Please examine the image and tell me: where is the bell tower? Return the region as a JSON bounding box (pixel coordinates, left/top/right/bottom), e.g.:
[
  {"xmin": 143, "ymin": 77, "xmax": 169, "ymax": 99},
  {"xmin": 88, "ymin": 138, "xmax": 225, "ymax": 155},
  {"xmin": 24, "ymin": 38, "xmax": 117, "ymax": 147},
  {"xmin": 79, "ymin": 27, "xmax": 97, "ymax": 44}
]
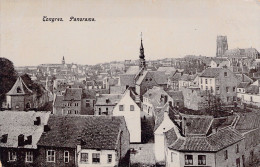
[
  {"xmin": 139, "ymin": 33, "xmax": 146, "ymax": 69},
  {"xmin": 216, "ymin": 36, "xmax": 228, "ymax": 57}
]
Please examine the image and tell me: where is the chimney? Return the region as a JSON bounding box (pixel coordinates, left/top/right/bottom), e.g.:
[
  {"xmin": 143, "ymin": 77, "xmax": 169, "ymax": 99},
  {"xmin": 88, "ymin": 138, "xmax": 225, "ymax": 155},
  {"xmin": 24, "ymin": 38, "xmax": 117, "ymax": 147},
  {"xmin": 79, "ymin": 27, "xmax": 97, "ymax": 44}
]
[
  {"xmin": 26, "ymin": 135, "xmax": 32, "ymax": 145},
  {"xmin": 34, "ymin": 117, "xmax": 41, "ymax": 126},
  {"xmin": 164, "ymin": 95, "xmax": 168, "ymax": 104},
  {"xmin": 169, "ymin": 101, "xmax": 173, "ymax": 108},
  {"xmin": 1, "ymin": 134, "xmax": 8, "ymax": 143},
  {"xmin": 44, "ymin": 125, "xmax": 50, "ymax": 132},
  {"xmin": 18, "ymin": 134, "xmax": 24, "ymax": 146},
  {"xmin": 182, "ymin": 117, "xmax": 187, "ymax": 136}
]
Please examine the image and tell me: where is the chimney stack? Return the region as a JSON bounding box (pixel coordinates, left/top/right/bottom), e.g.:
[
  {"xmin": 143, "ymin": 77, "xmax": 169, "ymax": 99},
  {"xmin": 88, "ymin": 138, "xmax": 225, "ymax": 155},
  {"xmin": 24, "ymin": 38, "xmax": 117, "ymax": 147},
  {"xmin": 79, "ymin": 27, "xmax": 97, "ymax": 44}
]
[
  {"xmin": 18, "ymin": 134, "xmax": 24, "ymax": 146},
  {"xmin": 26, "ymin": 135, "xmax": 32, "ymax": 145},
  {"xmin": 44, "ymin": 125, "xmax": 50, "ymax": 132},
  {"xmin": 1, "ymin": 134, "xmax": 8, "ymax": 143},
  {"xmin": 34, "ymin": 117, "xmax": 41, "ymax": 126}
]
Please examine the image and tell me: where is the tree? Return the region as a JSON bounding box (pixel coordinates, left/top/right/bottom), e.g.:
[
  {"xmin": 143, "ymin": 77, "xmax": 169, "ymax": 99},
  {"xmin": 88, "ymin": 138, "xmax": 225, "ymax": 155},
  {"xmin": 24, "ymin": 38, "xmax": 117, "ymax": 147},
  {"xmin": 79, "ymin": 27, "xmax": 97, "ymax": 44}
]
[
  {"xmin": 0, "ymin": 58, "xmax": 17, "ymax": 107},
  {"xmin": 21, "ymin": 74, "xmax": 44, "ymax": 99}
]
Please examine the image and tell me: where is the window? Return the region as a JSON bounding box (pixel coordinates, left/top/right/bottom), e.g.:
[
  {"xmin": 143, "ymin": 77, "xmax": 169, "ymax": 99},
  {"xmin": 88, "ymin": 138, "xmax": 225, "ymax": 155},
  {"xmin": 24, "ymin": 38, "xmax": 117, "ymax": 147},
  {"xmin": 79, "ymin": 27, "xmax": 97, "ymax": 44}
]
[
  {"xmin": 201, "ymin": 78, "xmax": 203, "ymax": 84},
  {"xmin": 99, "ymin": 108, "xmax": 101, "ymax": 115},
  {"xmin": 227, "ymin": 97, "xmax": 229, "ymax": 102},
  {"xmin": 236, "ymin": 158, "xmax": 240, "ymax": 167},
  {"xmin": 64, "ymin": 151, "xmax": 69, "ymax": 163},
  {"xmin": 233, "ymin": 96, "xmax": 236, "ymax": 101},
  {"xmin": 201, "ymin": 85, "xmax": 203, "ymax": 89},
  {"xmin": 80, "ymin": 153, "xmax": 88, "ymax": 163},
  {"xmin": 198, "ymin": 155, "xmax": 206, "ymax": 165},
  {"xmin": 210, "ymin": 79, "xmax": 212, "ymax": 84},
  {"xmin": 226, "ymin": 87, "xmax": 229, "ymax": 93},
  {"xmin": 224, "ymin": 150, "xmax": 228, "ymax": 160},
  {"xmin": 119, "ymin": 105, "xmax": 124, "ymax": 111},
  {"xmin": 205, "ymin": 79, "xmax": 208, "ymax": 84},
  {"xmin": 47, "ymin": 150, "xmax": 55, "ymax": 162},
  {"xmin": 75, "ymin": 110, "xmax": 79, "ymax": 114},
  {"xmin": 224, "ymin": 72, "xmax": 228, "ymax": 77},
  {"xmin": 250, "ymin": 96, "xmax": 253, "ymax": 102},
  {"xmin": 210, "ymin": 87, "xmax": 213, "ymax": 93},
  {"xmin": 108, "ymin": 154, "xmax": 112, "ymax": 163},
  {"xmin": 68, "ymin": 110, "xmax": 71, "ymax": 114},
  {"xmin": 130, "ymin": 105, "xmax": 134, "ymax": 111},
  {"xmin": 75, "ymin": 103, "xmax": 78, "ymax": 106},
  {"xmin": 92, "ymin": 153, "xmax": 100, "ymax": 163},
  {"xmin": 236, "ymin": 144, "xmax": 239, "ymax": 153},
  {"xmin": 171, "ymin": 152, "xmax": 176, "ymax": 162},
  {"xmin": 185, "ymin": 155, "xmax": 193, "ymax": 165},
  {"xmin": 17, "ymin": 87, "xmax": 21, "ymax": 93},
  {"xmin": 233, "ymin": 87, "xmax": 236, "ymax": 92},
  {"xmin": 9, "ymin": 151, "xmax": 17, "ymax": 161},
  {"xmin": 206, "ymin": 86, "xmax": 208, "ymax": 90},
  {"xmin": 26, "ymin": 151, "xmax": 33, "ymax": 162}
]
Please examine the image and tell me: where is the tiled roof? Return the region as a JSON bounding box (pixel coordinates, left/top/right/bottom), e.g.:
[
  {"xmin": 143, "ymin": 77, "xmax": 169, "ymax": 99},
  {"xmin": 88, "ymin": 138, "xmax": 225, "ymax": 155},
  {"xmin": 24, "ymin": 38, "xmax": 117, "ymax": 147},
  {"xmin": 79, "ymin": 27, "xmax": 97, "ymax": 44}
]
[
  {"xmin": 0, "ymin": 111, "xmax": 50, "ymax": 149},
  {"xmin": 235, "ymin": 111, "xmax": 260, "ymax": 133},
  {"xmin": 136, "ymin": 71, "xmax": 149, "ymax": 85},
  {"xmin": 169, "ymin": 72, "xmax": 182, "ymax": 81},
  {"xmin": 37, "ymin": 115, "xmax": 125, "ymax": 150},
  {"xmin": 237, "ymin": 82, "xmax": 250, "ymax": 89},
  {"xmin": 182, "ymin": 115, "xmax": 213, "ymax": 136},
  {"xmin": 235, "ymin": 74, "xmax": 253, "ymax": 83},
  {"xmin": 110, "ymin": 86, "xmax": 126, "ymax": 94},
  {"xmin": 200, "ymin": 68, "xmax": 222, "ymax": 78},
  {"xmin": 166, "ymin": 91, "xmax": 183, "ymax": 100},
  {"xmin": 82, "ymin": 89, "xmax": 96, "ymax": 99},
  {"xmin": 211, "ymin": 58, "xmax": 229, "ymax": 64},
  {"xmin": 119, "ymin": 74, "xmax": 135, "ymax": 87},
  {"xmin": 179, "ymin": 74, "xmax": 196, "ymax": 81},
  {"xmin": 95, "ymin": 94, "xmax": 122, "ymax": 106},
  {"xmin": 143, "ymin": 87, "xmax": 169, "ymax": 109},
  {"xmin": 7, "ymin": 77, "xmax": 33, "ymax": 95},
  {"xmin": 63, "ymin": 88, "xmax": 82, "ymax": 101},
  {"xmin": 245, "ymin": 85, "xmax": 259, "ymax": 94},
  {"xmin": 167, "ymin": 126, "xmax": 244, "ymax": 152},
  {"xmin": 149, "ymin": 71, "xmax": 168, "ymax": 85}
]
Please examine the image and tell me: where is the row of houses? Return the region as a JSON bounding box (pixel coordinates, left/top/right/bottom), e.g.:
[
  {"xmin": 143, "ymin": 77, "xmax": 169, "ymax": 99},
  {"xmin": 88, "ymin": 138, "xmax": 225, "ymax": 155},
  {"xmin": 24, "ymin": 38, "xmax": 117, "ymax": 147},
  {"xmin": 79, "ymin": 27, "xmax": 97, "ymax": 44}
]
[{"xmin": 0, "ymin": 111, "xmax": 130, "ymax": 167}]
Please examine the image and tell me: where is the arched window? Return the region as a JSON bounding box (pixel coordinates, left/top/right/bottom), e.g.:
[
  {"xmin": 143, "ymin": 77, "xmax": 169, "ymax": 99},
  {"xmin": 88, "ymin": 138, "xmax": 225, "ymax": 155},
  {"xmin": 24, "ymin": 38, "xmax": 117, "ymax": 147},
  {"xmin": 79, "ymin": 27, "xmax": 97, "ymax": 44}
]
[{"xmin": 17, "ymin": 87, "xmax": 21, "ymax": 93}]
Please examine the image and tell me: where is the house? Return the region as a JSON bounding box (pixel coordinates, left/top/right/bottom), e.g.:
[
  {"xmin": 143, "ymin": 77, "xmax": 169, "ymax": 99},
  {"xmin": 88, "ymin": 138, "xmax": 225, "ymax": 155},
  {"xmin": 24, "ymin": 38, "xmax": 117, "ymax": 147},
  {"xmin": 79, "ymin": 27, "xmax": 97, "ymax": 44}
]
[
  {"xmin": 166, "ymin": 90, "xmax": 184, "ymax": 108},
  {"xmin": 94, "ymin": 94, "xmax": 122, "ymax": 115},
  {"xmin": 178, "ymin": 74, "xmax": 197, "ymax": 90},
  {"xmin": 0, "ymin": 111, "xmax": 50, "ymax": 167},
  {"xmin": 199, "ymin": 68, "xmax": 239, "ymax": 104},
  {"xmin": 237, "ymin": 84, "xmax": 260, "ymax": 108},
  {"xmin": 113, "ymin": 89, "xmax": 141, "ymax": 143},
  {"xmin": 142, "ymin": 86, "xmax": 173, "ymax": 116},
  {"xmin": 6, "ymin": 76, "xmax": 34, "ymax": 111},
  {"xmin": 36, "ymin": 115, "xmax": 130, "ymax": 167},
  {"xmin": 167, "ymin": 72, "xmax": 182, "ymax": 91},
  {"xmin": 182, "ymin": 87, "xmax": 210, "ymax": 111},
  {"xmin": 162, "ymin": 114, "xmax": 245, "ymax": 167},
  {"xmin": 157, "ymin": 67, "xmax": 176, "ymax": 76},
  {"xmin": 81, "ymin": 89, "xmax": 96, "ymax": 115},
  {"xmin": 209, "ymin": 58, "xmax": 230, "ymax": 68},
  {"xmin": 153, "ymin": 103, "xmax": 177, "ymax": 163},
  {"xmin": 62, "ymin": 88, "xmax": 83, "ymax": 115}
]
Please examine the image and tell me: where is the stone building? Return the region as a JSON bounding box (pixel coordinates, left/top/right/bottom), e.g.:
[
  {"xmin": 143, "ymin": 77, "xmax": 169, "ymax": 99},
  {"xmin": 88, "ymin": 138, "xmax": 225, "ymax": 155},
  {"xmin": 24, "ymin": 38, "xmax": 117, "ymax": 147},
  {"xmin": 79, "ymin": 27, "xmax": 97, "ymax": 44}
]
[
  {"xmin": 216, "ymin": 35, "xmax": 228, "ymax": 57},
  {"xmin": 199, "ymin": 68, "xmax": 239, "ymax": 105},
  {"xmin": 6, "ymin": 76, "xmax": 34, "ymax": 111}
]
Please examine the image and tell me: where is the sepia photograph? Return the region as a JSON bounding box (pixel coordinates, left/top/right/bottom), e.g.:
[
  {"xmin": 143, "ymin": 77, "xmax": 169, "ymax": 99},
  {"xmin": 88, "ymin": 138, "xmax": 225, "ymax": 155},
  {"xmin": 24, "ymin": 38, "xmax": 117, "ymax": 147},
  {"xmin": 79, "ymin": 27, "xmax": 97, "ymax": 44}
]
[{"xmin": 0, "ymin": 0, "xmax": 260, "ymax": 166}]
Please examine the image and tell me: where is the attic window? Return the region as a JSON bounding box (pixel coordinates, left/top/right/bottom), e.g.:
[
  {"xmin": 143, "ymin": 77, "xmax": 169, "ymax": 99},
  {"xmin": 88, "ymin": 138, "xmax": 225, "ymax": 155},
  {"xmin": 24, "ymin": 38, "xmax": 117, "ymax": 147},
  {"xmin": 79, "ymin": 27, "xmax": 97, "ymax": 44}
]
[
  {"xmin": 17, "ymin": 87, "xmax": 22, "ymax": 93},
  {"xmin": 224, "ymin": 72, "xmax": 228, "ymax": 77}
]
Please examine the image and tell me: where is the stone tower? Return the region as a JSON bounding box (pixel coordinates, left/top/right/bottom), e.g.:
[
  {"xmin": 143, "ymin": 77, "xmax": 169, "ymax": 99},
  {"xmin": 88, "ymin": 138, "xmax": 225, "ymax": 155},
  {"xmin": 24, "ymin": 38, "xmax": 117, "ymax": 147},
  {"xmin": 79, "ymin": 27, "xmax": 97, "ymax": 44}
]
[
  {"xmin": 216, "ymin": 36, "xmax": 228, "ymax": 57},
  {"xmin": 62, "ymin": 56, "xmax": 65, "ymax": 65},
  {"xmin": 139, "ymin": 36, "xmax": 146, "ymax": 69}
]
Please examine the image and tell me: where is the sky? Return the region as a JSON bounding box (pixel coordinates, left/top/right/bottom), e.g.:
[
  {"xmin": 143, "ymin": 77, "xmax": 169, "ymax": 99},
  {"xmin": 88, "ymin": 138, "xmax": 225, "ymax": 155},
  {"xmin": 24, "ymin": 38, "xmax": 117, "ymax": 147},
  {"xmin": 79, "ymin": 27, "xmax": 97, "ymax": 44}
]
[{"xmin": 1, "ymin": 0, "xmax": 260, "ymax": 66}]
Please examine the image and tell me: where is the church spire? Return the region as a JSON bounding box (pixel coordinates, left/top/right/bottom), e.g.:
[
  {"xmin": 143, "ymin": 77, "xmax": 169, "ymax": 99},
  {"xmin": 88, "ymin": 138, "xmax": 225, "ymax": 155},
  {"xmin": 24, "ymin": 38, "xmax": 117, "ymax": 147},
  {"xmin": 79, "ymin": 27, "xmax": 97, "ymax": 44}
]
[
  {"xmin": 62, "ymin": 56, "xmax": 65, "ymax": 65},
  {"xmin": 139, "ymin": 32, "xmax": 146, "ymax": 69}
]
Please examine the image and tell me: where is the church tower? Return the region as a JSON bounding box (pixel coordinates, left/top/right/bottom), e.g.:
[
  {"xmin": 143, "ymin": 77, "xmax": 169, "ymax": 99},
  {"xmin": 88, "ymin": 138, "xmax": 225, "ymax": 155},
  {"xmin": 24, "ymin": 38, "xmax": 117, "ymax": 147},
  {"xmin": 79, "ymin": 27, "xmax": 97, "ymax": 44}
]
[
  {"xmin": 139, "ymin": 34, "xmax": 146, "ymax": 69},
  {"xmin": 62, "ymin": 56, "xmax": 65, "ymax": 65},
  {"xmin": 216, "ymin": 36, "xmax": 228, "ymax": 57}
]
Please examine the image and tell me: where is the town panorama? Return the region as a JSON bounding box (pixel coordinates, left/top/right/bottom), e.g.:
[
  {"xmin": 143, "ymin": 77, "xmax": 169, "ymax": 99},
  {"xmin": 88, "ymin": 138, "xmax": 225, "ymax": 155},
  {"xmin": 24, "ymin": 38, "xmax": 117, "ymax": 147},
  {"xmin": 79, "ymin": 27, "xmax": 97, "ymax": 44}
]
[{"xmin": 1, "ymin": 35, "xmax": 260, "ymax": 167}]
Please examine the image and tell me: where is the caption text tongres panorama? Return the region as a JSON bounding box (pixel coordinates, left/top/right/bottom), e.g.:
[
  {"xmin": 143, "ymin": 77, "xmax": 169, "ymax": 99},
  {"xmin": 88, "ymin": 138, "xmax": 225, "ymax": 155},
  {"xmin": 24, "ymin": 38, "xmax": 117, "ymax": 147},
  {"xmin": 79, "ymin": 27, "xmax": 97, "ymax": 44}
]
[{"xmin": 43, "ymin": 16, "xmax": 96, "ymax": 22}]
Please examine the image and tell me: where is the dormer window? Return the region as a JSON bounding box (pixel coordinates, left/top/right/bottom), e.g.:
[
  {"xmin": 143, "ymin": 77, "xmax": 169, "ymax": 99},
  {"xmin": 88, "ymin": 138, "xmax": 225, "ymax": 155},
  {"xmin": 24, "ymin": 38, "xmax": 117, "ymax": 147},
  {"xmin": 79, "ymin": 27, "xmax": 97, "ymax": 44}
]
[{"xmin": 17, "ymin": 87, "xmax": 21, "ymax": 93}]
